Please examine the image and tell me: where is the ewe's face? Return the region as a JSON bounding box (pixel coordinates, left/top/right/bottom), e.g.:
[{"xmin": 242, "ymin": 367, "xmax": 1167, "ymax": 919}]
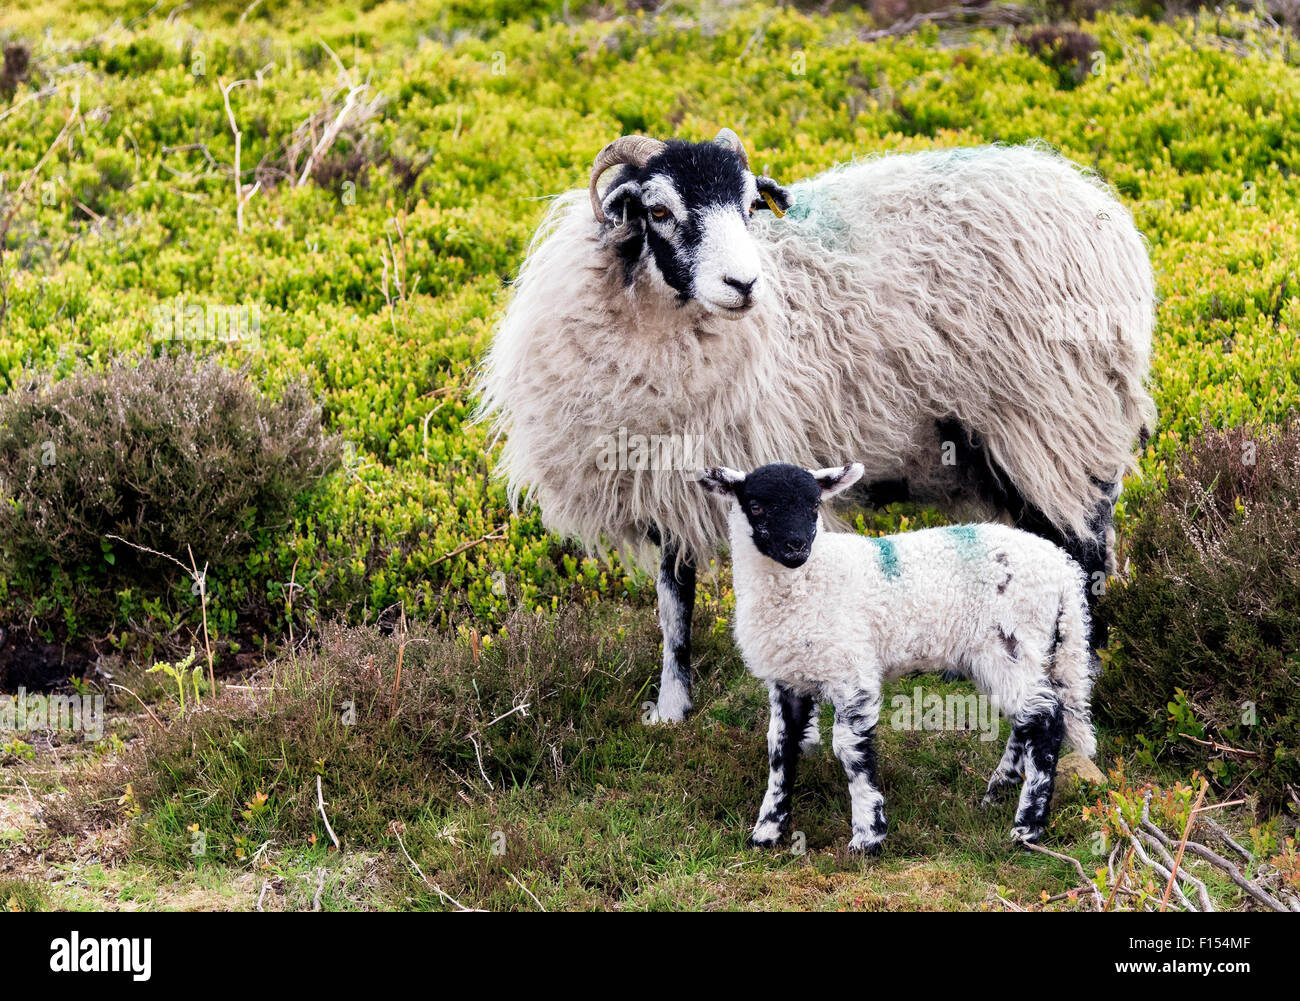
[{"xmin": 600, "ymin": 142, "xmax": 792, "ymax": 318}]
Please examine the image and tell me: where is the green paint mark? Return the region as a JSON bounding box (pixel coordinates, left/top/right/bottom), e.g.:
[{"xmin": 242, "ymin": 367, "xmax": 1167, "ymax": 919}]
[
  {"xmin": 783, "ymin": 179, "xmax": 846, "ymax": 242},
  {"xmin": 947, "ymin": 524, "xmax": 984, "ymax": 562},
  {"xmin": 873, "ymin": 537, "xmax": 903, "ymax": 580}
]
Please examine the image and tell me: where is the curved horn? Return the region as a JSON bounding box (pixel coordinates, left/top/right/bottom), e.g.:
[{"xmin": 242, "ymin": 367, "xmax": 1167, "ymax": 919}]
[
  {"xmin": 589, "ymin": 135, "xmax": 666, "ymax": 223},
  {"xmin": 714, "ymin": 128, "xmax": 750, "ymax": 171}
]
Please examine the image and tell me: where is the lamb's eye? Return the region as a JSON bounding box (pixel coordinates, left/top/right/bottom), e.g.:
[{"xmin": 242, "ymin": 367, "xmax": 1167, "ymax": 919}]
[
  {"xmin": 649, "ymin": 205, "xmax": 671, "ymax": 221},
  {"xmin": 748, "ymin": 500, "xmax": 764, "ymax": 517}
]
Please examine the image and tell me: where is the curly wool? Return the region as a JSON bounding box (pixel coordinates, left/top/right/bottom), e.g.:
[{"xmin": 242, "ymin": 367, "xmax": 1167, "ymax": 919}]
[{"xmin": 477, "ymin": 144, "xmax": 1156, "ymax": 566}]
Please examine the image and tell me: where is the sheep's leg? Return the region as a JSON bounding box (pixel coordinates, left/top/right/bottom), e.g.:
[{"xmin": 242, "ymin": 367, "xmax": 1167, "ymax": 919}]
[
  {"xmin": 980, "ymin": 730, "xmax": 1025, "ymax": 808},
  {"xmin": 829, "ymin": 685, "xmax": 887, "ymax": 855},
  {"xmin": 799, "ymin": 702, "xmax": 821, "ymax": 752},
  {"xmin": 750, "ymin": 683, "xmax": 815, "ymax": 848},
  {"xmin": 1061, "ymin": 482, "xmax": 1114, "ymax": 671},
  {"xmin": 1009, "ymin": 695, "xmax": 1066, "ymax": 844},
  {"xmin": 653, "ymin": 540, "xmax": 695, "ymax": 723}
]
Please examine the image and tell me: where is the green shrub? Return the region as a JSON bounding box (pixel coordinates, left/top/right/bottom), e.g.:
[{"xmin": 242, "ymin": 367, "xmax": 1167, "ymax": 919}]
[
  {"xmin": 1097, "ymin": 421, "xmax": 1300, "ymax": 811},
  {"xmin": 0, "ymin": 353, "xmax": 341, "ymax": 632}
]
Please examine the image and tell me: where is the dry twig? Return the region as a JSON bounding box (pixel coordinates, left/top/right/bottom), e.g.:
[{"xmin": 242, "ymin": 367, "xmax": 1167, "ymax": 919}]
[{"xmin": 316, "ymin": 774, "xmax": 340, "ymax": 851}]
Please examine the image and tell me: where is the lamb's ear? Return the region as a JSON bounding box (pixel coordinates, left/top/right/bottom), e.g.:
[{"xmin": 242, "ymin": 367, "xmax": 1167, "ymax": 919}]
[
  {"xmin": 600, "ymin": 180, "xmax": 643, "ymax": 227},
  {"xmin": 811, "ymin": 462, "xmax": 864, "ymax": 500},
  {"xmin": 697, "ymin": 467, "xmax": 745, "ymax": 496},
  {"xmin": 754, "ymin": 175, "xmax": 793, "ymax": 214}
]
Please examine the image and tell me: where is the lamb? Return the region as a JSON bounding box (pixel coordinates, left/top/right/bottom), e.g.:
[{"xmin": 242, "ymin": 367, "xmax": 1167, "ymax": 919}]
[
  {"xmin": 476, "ymin": 129, "xmax": 1154, "ymax": 723},
  {"xmin": 698, "ymin": 461, "xmax": 1096, "ymax": 852}
]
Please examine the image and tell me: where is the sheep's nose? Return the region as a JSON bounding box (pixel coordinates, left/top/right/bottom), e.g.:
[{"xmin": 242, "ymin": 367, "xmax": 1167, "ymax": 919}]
[
  {"xmin": 723, "ymin": 275, "xmax": 757, "ymax": 297},
  {"xmin": 784, "ymin": 540, "xmax": 809, "ymax": 560}
]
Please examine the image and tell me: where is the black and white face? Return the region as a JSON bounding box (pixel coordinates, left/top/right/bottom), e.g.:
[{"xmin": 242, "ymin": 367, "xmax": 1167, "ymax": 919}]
[
  {"xmin": 599, "ymin": 140, "xmax": 792, "ymax": 317},
  {"xmin": 699, "ymin": 462, "xmax": 864, "ymax": 568}
]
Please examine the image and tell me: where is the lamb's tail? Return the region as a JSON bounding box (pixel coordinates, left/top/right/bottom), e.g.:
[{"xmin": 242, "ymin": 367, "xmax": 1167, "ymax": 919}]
[{"xmin": 1047, "ymin": 570, "xmax": 1097, "ymax": 759}]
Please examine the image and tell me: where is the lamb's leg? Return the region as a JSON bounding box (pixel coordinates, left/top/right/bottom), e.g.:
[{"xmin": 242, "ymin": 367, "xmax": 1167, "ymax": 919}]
[
  {"xmin": 654, "ymin": 539, "xmax": 695, "ymax": 723},
  {"xmin": 829, "ymin": 685, "xmax": 887, "ymax": 855},
  {"xmin": 750, "ymin": 683, "xmax": 815, "ymax": 847},
  {"xmin": 981, "ymin": 729, "xmax": 1025, "ymax": 808},
  {"xmin": 1009, "ymin": 694, "xmax": 1066, "ymax": 844}
]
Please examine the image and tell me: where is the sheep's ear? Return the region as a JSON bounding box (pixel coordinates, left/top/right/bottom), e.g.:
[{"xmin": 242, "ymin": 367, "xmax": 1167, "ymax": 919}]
[
  {"xmin": 697, "ymin": 467, "xmax": 745, "ymax": 496},
  {"xmin": 600, "ymin": 180, "xmax": 643, "ymax": 227},
  {"xmin": 811, "ymin": 462, "xmax": 864, "ymax": 500},
  {"xmin": 754, "ymin": 175, "xmax": 793, "ymax": 214}
]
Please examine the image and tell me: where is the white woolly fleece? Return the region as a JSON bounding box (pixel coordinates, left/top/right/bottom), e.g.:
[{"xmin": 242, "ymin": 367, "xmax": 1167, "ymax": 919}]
[
  {"xmin": 727, "ymin": 515, "xmax": 1097, "ymax": 758},
  {"xmin": 476, "ymin": 144, "xmax": 1156, "ymax": 567}
]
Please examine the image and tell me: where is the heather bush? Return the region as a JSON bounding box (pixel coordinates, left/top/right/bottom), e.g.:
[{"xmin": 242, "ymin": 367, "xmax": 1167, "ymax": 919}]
[
  {"xmin": 1097, "ymin": 421, "xmax": 1300, "ymax": 811},
  {"xmin": 0, "ymin": 353, "xmax": 340, "ymax": 631}
]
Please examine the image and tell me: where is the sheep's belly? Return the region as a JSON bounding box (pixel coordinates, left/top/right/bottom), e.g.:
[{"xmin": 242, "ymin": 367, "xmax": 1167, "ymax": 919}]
[{"xmin": 734, "ymin": 602, "xmax": 868, "ymax": 691}]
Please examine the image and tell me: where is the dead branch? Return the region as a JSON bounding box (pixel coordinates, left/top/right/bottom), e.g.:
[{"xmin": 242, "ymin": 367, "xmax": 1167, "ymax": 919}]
[
  {"xmin": 1199, "ymin": 815, "xmax": 1253, "ymax": 863},
  {"xmin": 219, "ymin": 78, "xmax": 260, "ymax": 233},
  {"xmin": 1114, "ymin": 806, "xmax": 1200, "ymax": 911},
  {"xmin": 1161, "ymin": 780, "xmax": 1208, "ymax": 911},
  {"xmin": 860, "ymin": 3, "xmax": 1029, "ymax": 43},
  {"xmin": 104, "ymin": 534, "xmax": 216, "ymax": 695},
  {"xmin": 506, "ymin": 871, "xmax": 547, "ymax": 911},
  {"xmin": 316, "ymin": 774, "xmax": 340, "ymax": 851},
  {"xmin": 1179, "ymin": 733, "xmax": 1261, "ymax": 758},
  {"xmin": 0, "ymin": 87, "xmax": 82, "ymax": 322},
  {"xmin": 393, "ymin": 826, "xmax": 483, "ymax": 912},
  {"xmin": 109, "ymin": 683, "xmax": 167, "ymax": 731},
  {"xmin": 429, "ymin": 526, "xmax": 508, "ymax": 568}
]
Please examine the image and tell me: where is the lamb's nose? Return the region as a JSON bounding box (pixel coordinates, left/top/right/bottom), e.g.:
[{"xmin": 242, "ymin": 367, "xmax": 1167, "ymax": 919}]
[
  {"xmin": 785, "ymin": 540, "xmax": 809, "ymax": 559},
  {"xmin": 723, "ymin": 276, "xmax": 757, "ymax": 297}
]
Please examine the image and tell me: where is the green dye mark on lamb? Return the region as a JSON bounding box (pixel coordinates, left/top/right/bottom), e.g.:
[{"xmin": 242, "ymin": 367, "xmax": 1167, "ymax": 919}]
[
  {"xmin": 873, "ymin": 537, "xmax": 903, "ymax": 580},
  {"xmin": 947, "ymin": 524, "xmax": 985, "ymax": 562}
]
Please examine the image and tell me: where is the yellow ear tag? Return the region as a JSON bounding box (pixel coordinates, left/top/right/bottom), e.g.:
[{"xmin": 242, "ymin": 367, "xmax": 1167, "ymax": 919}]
[{"xmin": 760, "ymin": 190, "xmax": 786, "ymax": 218}]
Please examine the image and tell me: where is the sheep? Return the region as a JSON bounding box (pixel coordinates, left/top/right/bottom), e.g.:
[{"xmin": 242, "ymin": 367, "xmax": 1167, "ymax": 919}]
[
  {"xmin": 476, "ymin": 129, "xmax": 1154, "ymax": 723},
  {"xmin": 698, "ymin": 461, "xmax": 1097, "ymax": 852}
]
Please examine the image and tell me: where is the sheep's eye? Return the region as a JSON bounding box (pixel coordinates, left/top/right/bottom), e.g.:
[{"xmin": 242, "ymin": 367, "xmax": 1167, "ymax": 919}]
[
  {"xmin": 748, "ymin": 500, "xmax": 764, "ymax": 517},
  {"xmin": 649, "ymin": 205, "xmax": 671, "ymax": 221}
]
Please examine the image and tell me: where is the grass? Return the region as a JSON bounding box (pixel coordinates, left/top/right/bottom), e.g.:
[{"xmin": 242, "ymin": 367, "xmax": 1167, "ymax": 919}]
[{"xmin": 3, "ymin": 605, "xmax": 1272, "ymax": 911}]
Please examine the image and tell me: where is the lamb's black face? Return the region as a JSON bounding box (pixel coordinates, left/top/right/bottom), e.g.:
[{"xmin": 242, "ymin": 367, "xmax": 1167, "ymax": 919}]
[
  {"xmin": 698, "ymin": 461, "xmax": 866, "ymax": 569},
  {"xmin": 735, "ymin": 464, "xmax": 822, "ymax": 567},
  {"xmin": 599, "ymin": 140, "xmax": 792, "ymax": 317}
]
